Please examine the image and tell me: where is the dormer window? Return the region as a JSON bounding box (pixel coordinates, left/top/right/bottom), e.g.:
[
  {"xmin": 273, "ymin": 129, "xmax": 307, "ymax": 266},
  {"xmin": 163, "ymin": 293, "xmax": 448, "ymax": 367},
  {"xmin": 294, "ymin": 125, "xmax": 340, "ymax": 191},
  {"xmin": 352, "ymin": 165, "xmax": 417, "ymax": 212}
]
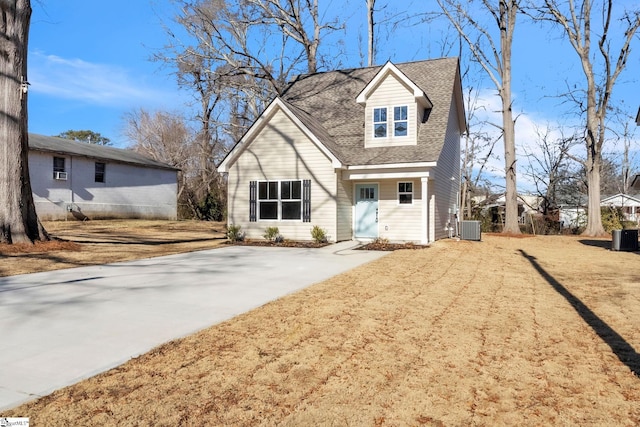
[
  {"xmin": 394, "ymin": 106, "xmax": 408, "ymax": 137},
  {"xmin": 373, "ymin": 107, "xmax": 387, "ymax": 138}
]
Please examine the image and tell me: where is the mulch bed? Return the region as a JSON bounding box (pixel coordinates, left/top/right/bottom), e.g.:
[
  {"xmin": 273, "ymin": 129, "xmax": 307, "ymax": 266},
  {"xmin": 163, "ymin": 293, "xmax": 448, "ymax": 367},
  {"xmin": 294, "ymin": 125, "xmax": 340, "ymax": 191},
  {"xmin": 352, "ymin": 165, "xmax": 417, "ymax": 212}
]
[
  {"xmin": 225, "ymin": 239, "xmax": 329, "ymax": 248},
  {"xmin": 357, "ymin": 241, "xmax": 428, "ymax": 251}
]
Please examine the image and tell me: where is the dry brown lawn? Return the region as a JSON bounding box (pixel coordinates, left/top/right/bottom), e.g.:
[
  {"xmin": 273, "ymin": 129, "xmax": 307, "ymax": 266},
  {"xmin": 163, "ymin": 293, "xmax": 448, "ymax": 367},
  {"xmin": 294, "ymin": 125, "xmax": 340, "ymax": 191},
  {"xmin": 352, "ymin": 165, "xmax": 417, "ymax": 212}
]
[
  {"xmin": 0, "ymin": 220, "xmax": 227, "ymax": 277},
  {"xmin": 3, "ymin": 222, "xmax": 640, "ymax": 426}
]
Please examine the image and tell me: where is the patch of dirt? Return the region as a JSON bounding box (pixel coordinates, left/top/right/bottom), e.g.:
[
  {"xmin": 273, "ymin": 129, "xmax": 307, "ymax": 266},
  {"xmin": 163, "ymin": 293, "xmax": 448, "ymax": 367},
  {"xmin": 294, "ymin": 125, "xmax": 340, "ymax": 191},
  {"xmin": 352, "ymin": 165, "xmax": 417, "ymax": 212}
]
[
  {"xmin": 0, "ymin": 240, "xmax": 81, "ymax": 254},
  {"xmin": 4, "ymin": 229, "xmax": 640, "ymax": 426}
]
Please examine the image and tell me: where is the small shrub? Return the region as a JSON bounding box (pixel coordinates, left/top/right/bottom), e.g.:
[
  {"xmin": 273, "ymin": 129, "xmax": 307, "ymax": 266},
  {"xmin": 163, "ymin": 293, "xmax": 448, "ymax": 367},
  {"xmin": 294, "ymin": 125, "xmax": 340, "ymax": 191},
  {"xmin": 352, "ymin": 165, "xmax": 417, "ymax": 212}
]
[
  {"xmin": 310, "ymin": 225, "xmax": 328, "ymax": 243},
  {"xmin": 226, "ymin": 224, "xmax": 244, "ymax": 242},
  {"xmin": 263, "ymin": 226, "xmax": 281, "ymax": 242},
  {"xmin": 601, "ymin": 206, "xmax": 624, "ymax": 232}
]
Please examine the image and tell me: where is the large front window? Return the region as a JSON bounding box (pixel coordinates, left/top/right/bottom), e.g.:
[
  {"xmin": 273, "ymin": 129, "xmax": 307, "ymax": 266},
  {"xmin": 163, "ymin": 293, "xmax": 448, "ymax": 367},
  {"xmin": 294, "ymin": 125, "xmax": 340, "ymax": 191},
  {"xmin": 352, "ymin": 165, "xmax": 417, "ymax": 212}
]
[{"xmin": 258, "ymin": 180, "xmax": 302, "ymax": 220}]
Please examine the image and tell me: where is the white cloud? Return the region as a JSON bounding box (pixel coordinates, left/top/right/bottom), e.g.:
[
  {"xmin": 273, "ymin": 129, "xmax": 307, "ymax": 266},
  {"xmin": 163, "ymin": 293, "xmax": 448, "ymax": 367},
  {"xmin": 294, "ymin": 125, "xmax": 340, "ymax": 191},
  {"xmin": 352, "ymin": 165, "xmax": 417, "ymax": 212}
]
[{"xmin": 28, "ymin": 51, "xmax": 177, "ymax": 107}]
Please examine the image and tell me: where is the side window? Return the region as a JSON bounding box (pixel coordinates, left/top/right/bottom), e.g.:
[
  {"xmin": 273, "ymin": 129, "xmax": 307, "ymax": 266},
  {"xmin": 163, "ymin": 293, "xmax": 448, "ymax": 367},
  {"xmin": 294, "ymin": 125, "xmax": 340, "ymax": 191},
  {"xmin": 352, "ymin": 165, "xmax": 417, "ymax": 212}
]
[
  {"xmin": 53, "ymin": 157, "xmax": 66, "ymax": 180},
  {"xmin": 394, "ymin": 106, "xmax": 408, "ymax": 136},
  {"xmin": 373, "ymin": 107, "xmax": 387, "ymax": 138},
  {"xmin": 53, "ymin": 157, "xmax": 65, "ymax": 173},
  {"xmin": 95, "ymin": 162, "xmax": 106, "ymax": 183},
  {"xmin": 398, "ymin": 182, "xmax": 413, "ymax": 204}
]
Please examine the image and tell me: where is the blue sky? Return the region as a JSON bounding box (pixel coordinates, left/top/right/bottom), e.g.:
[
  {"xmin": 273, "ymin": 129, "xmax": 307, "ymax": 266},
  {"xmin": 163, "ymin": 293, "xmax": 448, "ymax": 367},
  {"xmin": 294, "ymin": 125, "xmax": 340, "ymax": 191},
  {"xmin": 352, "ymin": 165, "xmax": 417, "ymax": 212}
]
[{"xmin": 27, "ymin": 0, "xmax": 640, "ymax": 187}]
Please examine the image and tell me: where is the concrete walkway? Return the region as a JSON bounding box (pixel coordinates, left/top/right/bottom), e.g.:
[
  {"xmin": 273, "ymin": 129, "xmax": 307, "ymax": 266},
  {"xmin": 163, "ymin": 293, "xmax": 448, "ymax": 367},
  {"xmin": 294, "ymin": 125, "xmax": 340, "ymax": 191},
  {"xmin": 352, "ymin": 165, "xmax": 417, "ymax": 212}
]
[{"xmin": 0, "ymin": 242, "xmax": 388, "ymax": 411}]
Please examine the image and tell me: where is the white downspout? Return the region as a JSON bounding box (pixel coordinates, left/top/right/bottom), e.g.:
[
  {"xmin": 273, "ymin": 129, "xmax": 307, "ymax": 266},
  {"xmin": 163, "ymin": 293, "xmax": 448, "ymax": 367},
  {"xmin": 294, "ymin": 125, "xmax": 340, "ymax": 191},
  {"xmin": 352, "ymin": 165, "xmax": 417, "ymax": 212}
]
[{"xmin": 421, "ymin": 177, "xmax": 429, "ymax": 244}]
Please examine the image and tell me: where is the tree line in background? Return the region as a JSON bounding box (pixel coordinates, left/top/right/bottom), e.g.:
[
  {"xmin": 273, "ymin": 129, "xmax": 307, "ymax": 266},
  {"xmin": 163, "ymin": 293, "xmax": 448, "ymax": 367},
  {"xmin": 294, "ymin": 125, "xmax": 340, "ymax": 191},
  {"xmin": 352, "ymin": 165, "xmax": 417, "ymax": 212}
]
[{"xmin": 1, "ymin": 0, "xmax": 639, "ymax": 244}]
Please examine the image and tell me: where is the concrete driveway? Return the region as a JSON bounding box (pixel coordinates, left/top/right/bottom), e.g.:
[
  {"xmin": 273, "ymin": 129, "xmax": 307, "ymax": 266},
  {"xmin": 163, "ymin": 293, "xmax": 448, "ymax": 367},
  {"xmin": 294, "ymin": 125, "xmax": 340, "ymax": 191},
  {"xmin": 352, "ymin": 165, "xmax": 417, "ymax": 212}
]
[{"xmin": 0, "ymin": 242, "xmax": 388, "ymax": 411}]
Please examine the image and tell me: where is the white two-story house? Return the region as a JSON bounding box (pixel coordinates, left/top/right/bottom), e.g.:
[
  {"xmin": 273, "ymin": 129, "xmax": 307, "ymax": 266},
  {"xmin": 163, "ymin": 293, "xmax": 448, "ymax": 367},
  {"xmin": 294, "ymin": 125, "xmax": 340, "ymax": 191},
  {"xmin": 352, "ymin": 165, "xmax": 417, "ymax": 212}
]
[{"xmin": 218, "ymin": 58, "xmax": 466, "ymax": 243}]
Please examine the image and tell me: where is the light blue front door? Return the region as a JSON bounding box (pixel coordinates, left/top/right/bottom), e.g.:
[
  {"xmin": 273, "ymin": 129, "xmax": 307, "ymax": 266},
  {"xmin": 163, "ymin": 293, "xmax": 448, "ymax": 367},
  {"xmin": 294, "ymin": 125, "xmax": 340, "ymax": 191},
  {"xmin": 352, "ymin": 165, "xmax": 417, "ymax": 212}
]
[{"xmin": 355, "ymin": 184, "xmax": 378, "ymax": 239}]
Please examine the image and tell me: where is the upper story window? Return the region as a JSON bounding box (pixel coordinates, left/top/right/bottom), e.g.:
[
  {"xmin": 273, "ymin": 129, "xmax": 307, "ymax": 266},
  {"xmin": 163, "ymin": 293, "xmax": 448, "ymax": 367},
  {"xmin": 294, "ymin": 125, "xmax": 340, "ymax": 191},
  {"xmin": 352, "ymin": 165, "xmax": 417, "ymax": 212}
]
[
  {"xmin": 394, "ymin": 106, "xmax": 408, "ymax": 137},
  {"xmin": 95, "ymin": 162, "xmax": 106, "ymax": 183},
  {"xmin": 373, "ymin": 107, "xmax": 387, "ymax": 138},
  {"xmin": 372, "ymin": 105, "xmax": 408, "ymax": 139}
]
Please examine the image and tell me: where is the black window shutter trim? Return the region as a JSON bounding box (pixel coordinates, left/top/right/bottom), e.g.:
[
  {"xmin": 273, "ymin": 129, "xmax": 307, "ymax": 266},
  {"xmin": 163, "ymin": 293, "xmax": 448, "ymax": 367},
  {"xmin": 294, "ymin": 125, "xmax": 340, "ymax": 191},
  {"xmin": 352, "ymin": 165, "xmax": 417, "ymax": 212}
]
[
  {"xmin": 303, "ymin": 179, "xmax": 311, "ymax": 222},
  {"xmin": 249, "ymin": 181, "xmax": 257, "ymax": 222}
]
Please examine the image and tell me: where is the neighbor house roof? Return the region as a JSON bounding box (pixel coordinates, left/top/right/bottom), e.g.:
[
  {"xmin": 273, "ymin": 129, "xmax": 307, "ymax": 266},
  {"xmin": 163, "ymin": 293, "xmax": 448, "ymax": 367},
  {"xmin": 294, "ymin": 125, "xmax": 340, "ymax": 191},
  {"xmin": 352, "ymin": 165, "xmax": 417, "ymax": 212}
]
[
  {"xmin": 28, "ymin": 133, "xmax": 179, "ymax": 171},
  {"xmin": 279, "ymin": 57, "xmax": 465, "ymax": 166}
]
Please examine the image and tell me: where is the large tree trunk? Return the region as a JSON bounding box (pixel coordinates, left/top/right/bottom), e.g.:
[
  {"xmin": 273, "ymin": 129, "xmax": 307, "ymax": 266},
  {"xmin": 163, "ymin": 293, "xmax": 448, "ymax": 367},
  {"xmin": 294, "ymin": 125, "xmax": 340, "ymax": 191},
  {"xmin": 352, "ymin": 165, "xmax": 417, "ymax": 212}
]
[
  {"xmin": 584, "ymin": 156, "xmax": 605, "ymax": 236},
  {"xmin": 0, "ymin": 0, "xmax": 47, "ymax": 244},
  {"xmin": 500, "ymin": 0, "xmax": 520, "ymax": 234}
]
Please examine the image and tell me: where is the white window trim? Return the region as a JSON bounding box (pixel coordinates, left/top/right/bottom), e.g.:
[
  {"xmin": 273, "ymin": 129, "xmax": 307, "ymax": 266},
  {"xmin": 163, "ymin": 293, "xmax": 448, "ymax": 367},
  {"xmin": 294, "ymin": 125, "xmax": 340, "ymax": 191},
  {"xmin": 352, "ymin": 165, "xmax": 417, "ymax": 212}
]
[
  {"xmin": 393, "ymin": 105, "xmax": 409, "ymax": 138},
  {"xmin": 373, "ymin": 106, "xmax": 388, "ymax": 139},
  {"xmin": 372, "ymin": 105, "xmax": 409, "ymax": 140},
  {"xmin": 257, "ymin": 179, "xmax": 303, "ymax": 221},
  {"xmin": 398, "ymin": 181, "xmax": 414, "ymax": 205}
]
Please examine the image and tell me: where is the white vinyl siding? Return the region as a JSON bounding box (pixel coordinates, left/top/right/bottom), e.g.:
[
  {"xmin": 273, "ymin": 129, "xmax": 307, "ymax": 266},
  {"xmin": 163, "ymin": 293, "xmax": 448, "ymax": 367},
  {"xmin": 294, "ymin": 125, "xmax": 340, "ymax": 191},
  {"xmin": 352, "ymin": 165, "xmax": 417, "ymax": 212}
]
[
  {"xmin": 364, "ymin": 73, "xmax": 417, "ymax": 148},
  {"xmin": 376, "ymin": 179, "xmax": 422, "ymax": 242},
  {"xmin": 432, "ymin": 95, "xmax": 462, "ymax": 240},
  {"xmin": 227, "ymin": 107, "xmax": 337, "ymax": 241},
  {"xmin": 336, "ymin": 176, "xmax": 353, "ymax": 241}
]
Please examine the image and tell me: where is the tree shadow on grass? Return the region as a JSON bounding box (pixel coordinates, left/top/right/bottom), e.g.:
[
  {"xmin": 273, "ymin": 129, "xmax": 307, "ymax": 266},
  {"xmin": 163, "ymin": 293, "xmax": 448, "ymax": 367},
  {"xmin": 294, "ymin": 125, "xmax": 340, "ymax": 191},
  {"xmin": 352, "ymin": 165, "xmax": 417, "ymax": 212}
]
[
  {"xmin": 519, "ymin": 249, "xmax": 640, "ymax": 377},
  {"xmin": 578, "ymin": 239, "xmax": 613, "ymax": 250}
]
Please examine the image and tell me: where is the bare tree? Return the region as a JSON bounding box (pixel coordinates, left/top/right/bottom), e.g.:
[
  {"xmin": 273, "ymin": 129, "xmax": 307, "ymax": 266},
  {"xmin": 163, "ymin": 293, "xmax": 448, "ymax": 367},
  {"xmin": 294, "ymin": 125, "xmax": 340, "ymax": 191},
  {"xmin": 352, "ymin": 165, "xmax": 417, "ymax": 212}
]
[
  {"xmin": 366, "ymin": 0, "xmax": 376, "ymax": 66},
  {"xmin": 521, "ymin": 125, "xmax": 578, "ymax": 215},
  {"xmin": 532, "ymin": 0, "xmax": 640, "ymax": 236},
  {"xmin": 436, "ymin": 0, "xmax": 522, "ymax": 233},
  {"xmin": 124, "ymin": 108, "xmax": 226, "ymax": 220},
  {"xmin": 460, "ymin": 87, "xmax": 501, "ymax": 219},
  {"xmin": 0, "ymin": 0, "xmax": 48, "ymax": 244}
]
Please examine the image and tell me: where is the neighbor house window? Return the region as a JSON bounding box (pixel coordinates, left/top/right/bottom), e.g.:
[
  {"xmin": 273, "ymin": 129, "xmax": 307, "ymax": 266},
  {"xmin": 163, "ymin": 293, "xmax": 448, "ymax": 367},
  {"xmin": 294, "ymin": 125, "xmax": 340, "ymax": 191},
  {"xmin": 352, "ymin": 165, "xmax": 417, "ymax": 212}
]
[
  {"xmin": 53, "ymin": 157, "xmax": 65, "ymax": 173},
  {"xmin": 250, "ymin": 180, "xmax": 311, "ymax": 222},
  {"xmin": 53, "ymin": 156, "xmax": 66, "ymax": 180},
  {"xmin": 95, "ymin": 162, "xmax": 106, "ymax": 183},
  {"xmin": 394, "ymin": 106, "xmax": 408, "ymax": 136},
  {"xmin": 373, "ymin": 107, "xmax": 387, "ymax": 138},
  {"xmin": 398, "ymin": 182, "xmax": 413, "ymax": 204}
]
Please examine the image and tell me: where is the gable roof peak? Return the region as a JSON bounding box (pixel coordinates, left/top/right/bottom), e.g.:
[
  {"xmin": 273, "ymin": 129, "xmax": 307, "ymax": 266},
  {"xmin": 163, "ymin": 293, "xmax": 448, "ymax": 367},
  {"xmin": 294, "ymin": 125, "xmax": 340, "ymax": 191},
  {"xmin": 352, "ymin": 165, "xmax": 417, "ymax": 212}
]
[{"xmin": 356, "ymin": 61, "xmax": 433, "ymax": 108}]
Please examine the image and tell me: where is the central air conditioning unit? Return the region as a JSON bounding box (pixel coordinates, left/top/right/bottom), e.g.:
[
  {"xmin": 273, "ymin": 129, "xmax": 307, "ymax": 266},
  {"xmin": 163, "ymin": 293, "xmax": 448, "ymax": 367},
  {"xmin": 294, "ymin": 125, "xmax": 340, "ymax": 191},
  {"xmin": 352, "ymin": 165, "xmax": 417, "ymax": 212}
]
[
  {"xmin": 611, "ymin": 229, "xmax": 639, "ymax": 251},
  {"xmin": 54, "ymin": 171, "xmax": 68, "ymax": 180},
  {"xmin": 460, "ymin": 220, "xmax": 481, "ymax": 241}
]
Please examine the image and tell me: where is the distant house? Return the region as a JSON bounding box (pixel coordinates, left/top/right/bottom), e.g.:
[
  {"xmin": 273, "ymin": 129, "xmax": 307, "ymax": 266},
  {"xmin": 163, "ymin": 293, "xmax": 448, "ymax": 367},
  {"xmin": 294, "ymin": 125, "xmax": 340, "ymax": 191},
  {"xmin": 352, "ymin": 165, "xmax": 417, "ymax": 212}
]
[
  {"xmin": 218, "ymin": 58, "xmax": 466, "ymax": 243},
  {"xmin": 601, "ymin": 193, "xmax": 640, "ymax": 223},
  {"xmin": 29, "ymin": 134, "xmax": 179, "ymax": 221}
]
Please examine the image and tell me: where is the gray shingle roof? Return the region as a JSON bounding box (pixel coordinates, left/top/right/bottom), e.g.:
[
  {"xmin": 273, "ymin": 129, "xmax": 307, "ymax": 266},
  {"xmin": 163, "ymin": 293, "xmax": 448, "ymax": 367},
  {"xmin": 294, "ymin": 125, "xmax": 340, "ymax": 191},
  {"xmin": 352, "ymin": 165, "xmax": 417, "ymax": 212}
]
[
  {"xmin": 28, "ymin": 133, "xmax": 179, "ymax": 171},
  {"xmin": 280, "ymin": 57, "xmax": 462, "ymax": 165}
]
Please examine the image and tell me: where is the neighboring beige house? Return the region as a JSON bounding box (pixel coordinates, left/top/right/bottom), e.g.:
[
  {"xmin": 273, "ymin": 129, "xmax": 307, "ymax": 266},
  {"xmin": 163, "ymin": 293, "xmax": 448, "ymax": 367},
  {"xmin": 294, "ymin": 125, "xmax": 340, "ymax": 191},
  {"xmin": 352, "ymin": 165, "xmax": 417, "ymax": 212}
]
[
  {"xmin": 218, "ymin": 58, "xmax": 466, "ymax": 243},
  {"xmin": 29, "ymin": 134, "xmax": 179, "ymax": 220}
]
